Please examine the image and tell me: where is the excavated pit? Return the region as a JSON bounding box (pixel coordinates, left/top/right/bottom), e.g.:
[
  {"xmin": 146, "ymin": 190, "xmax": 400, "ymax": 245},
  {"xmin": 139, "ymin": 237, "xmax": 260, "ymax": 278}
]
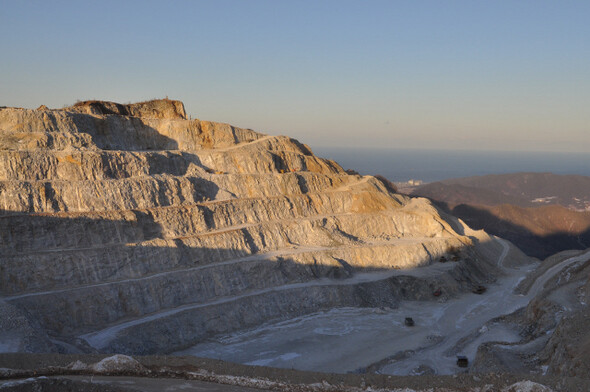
[{"xmin": 4, "ymin": 100, "xmax": 588, "ymax": 383}]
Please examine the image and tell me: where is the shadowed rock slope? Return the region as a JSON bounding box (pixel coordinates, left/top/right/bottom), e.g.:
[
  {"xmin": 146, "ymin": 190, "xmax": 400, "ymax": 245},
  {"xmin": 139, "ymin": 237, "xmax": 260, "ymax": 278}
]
[{"xmin": 1, "ymin": 100, "xmax": 503, "ymax": 355}]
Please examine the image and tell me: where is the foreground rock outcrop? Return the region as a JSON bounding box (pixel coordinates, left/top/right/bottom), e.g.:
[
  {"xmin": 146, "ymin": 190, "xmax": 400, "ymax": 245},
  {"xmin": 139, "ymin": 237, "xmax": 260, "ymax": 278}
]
[
  {"xmin": 0, "ymin": 99, "xmax": 502, "ymax": 356},
  {"xmin": 3, "ymin": 352, "xmax": 583, "ymax": 392}
]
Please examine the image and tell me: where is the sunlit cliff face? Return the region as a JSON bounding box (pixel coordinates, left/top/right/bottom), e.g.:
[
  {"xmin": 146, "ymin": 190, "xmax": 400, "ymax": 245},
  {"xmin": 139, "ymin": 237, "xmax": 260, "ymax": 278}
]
[{"xmin": 0, "ymin": 100, "xmax": 495, "ymax": 357}]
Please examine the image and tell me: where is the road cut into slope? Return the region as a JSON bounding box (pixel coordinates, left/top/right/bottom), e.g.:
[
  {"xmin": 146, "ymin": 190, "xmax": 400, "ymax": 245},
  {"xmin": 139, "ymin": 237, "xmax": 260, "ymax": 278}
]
[
  {"xmin": 80, "ymin": 237, "xmax": 458, "ymax": 350},
  {"xmin": 0, "ymin": 100, "xmax": 543, "ymax": 363}
]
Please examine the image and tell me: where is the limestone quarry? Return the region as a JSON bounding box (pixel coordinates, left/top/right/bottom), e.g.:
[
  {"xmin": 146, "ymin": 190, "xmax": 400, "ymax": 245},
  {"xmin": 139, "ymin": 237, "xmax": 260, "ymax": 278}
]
[{"xmin": 1, "ymin": 99, "xmax": 589, "ymax": 391}]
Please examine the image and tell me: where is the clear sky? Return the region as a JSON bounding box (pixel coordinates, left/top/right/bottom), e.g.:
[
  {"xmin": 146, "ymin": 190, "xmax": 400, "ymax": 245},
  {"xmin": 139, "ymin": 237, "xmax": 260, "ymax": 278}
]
[{"xmin": 1, "ymin": 1, "xmax": 589, "ymax": 152}]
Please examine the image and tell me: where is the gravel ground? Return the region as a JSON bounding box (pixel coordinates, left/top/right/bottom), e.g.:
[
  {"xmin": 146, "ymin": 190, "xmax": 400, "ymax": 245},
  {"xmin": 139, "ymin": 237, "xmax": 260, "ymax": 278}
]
[{"xmin": 1, "ymin": 353, "xmax": 590, "ymax": 392}]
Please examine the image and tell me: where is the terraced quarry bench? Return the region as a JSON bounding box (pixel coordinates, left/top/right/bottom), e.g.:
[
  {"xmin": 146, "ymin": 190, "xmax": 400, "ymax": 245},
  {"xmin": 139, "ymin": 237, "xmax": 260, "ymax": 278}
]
[{"xmin": 0, "ymin": 100, "xmax": 502, "ymax": 355}]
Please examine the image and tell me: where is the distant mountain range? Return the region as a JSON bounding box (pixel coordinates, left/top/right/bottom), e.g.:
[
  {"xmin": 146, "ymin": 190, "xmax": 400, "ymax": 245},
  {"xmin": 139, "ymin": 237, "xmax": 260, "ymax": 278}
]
[{"xmin": 412, "ymin": 173, "xmax": 590, "ymax": 258}]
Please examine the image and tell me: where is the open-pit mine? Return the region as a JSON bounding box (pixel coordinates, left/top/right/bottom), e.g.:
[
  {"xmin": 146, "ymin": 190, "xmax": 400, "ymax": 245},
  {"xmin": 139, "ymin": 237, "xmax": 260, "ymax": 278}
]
[{"xmin": 1, "ymin": 100, "xmax": 589, "ymax": 391}]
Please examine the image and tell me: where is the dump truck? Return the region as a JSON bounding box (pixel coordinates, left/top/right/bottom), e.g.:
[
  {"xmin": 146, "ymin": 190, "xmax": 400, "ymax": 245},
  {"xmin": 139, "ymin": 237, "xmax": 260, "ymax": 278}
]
[
  {"xmin": 457, "ymin": 355, "xmax": 468, "ymax": 368},
  {"xmin": 472, "ymin": 285, "xmax": 486, "ymax": 295}
]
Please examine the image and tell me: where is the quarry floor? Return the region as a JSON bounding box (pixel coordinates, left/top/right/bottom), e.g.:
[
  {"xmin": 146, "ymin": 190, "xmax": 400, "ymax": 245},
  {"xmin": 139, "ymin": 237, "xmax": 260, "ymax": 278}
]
[
  {"xmin": 176, "ymin": 239, "xmax": 590, "ymax": 376},
  {"xmin": 2, "ymin": 240, "xmax": 590, "ymax": 391}
]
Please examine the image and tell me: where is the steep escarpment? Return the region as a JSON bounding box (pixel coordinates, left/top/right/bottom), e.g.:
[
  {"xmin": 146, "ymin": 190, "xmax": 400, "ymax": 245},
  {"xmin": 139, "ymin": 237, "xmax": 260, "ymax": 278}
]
[{"xmin": 0, "ymin": 100, "xmax": 502, "ymax": 355}]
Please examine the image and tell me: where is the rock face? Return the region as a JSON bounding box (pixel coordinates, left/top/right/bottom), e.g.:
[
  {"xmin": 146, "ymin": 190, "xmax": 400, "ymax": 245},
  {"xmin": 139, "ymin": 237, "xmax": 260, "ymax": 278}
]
[
  {"xmin": 0, "ymin": 100, "xmax": 501, "ymax": 355},
  {"xmin": 67, "ymin": 99, "xmax": 187, "ymax": 120}
]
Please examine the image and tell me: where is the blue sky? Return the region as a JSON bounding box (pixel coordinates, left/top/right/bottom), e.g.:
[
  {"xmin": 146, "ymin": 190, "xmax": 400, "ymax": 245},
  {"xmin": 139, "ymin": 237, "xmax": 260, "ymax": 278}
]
[{"xmin": 1, "ymin": 1, "xmax": 589, "ymax": 152}]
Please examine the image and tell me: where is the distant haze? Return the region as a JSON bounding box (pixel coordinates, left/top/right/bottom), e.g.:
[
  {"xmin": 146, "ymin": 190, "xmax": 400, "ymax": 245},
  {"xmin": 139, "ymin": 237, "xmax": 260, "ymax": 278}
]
[
  {"xmin": 315, "ymin": 147, "xmax": 590, "ymax": 183},
  {"xmin": 1, "ymin": 1, "xmax": 589, "ymax": 152}
]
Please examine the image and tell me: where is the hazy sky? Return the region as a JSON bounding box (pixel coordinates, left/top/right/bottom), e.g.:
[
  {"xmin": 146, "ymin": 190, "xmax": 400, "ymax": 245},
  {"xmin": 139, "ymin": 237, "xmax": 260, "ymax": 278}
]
[{"xmin": 1, "ymin": 1, "xmax": 589, "ymax": 152}]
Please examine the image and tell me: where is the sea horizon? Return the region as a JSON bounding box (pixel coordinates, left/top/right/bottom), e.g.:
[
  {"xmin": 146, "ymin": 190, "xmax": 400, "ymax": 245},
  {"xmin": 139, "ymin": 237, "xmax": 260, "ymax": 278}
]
[{"xmin": 313, "ymin": 146, "xmax": 590, "ymax": 183}]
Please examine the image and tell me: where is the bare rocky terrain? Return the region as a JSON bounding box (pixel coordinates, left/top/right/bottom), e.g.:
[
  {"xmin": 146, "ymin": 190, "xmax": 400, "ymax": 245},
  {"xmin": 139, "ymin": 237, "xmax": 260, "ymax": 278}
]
[
  {"xmin": 437, "ymin": 173, "xmax": 590, "ymax": 210},
  {"xmin": 1, "ymin": 100, "xmax": 589, "ymax": 391}
]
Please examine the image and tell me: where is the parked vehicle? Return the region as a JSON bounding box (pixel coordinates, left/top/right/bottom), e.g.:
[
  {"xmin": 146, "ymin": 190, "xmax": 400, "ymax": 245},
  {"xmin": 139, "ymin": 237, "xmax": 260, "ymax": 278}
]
[
  {"xmin": 472, "ymin": 285, "xmax": 487, "ymax": 294},
  {"xmin": 457, "ymin": 355, "xmax": 468, "ymax": 368}
]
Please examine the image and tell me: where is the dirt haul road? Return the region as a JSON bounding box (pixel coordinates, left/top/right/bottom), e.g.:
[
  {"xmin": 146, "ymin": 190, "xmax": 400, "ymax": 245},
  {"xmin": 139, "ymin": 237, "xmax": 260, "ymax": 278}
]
[{"xmin": 176, "ymin": 238, "xmax": 590, "ymax": 375}]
